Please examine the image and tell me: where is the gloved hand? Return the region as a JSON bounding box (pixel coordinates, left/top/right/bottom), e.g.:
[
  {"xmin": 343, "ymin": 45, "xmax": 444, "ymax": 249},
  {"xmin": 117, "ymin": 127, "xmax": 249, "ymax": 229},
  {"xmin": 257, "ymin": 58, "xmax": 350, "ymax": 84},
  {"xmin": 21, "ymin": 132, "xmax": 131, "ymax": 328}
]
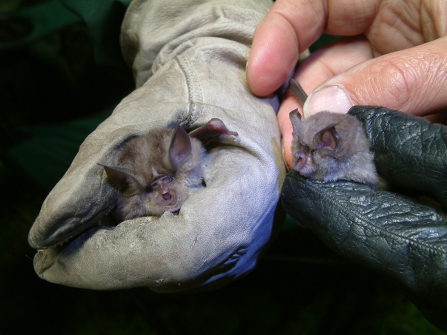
[
  {"xmin": 28, "ymin": 0, "xmax": 286, "ymax": 292},
  {"xmin": 281, "ymin": 106, "xmax": 447, "ymax": 329}
]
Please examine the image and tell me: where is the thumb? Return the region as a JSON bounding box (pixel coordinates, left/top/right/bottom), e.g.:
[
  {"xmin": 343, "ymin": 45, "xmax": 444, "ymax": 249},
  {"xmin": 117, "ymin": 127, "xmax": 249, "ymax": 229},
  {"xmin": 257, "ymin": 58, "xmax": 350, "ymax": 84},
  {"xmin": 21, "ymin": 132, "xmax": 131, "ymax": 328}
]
[{"xmin": 303, "ymin": 37, "xmax": 447, "ymax": 118}]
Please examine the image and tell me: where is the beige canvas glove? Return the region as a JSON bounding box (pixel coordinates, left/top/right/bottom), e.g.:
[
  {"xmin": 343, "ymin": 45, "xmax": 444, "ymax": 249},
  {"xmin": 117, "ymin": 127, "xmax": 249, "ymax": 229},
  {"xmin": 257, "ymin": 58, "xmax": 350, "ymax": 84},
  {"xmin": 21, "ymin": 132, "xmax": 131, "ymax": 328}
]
[{"xmin": 28, "ymin": 0, "xmax": 285, "ymax": 292}]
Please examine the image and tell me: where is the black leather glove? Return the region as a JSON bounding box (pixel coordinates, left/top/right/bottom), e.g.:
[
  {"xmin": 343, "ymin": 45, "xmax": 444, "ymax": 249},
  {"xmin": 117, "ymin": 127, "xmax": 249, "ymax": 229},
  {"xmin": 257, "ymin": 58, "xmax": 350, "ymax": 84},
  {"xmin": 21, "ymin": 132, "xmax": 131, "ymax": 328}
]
[{"xmin": 281, "ymin": 106, "xmax": 447, "ymax": 330}]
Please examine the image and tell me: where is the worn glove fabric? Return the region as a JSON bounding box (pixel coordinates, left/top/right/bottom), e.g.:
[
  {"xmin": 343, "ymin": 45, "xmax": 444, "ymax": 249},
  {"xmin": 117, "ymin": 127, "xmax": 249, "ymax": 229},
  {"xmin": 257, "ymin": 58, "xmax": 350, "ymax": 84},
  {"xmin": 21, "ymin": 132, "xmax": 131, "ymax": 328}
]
[
  {"xmin": 281, "ymin": 106, "xmax": 447, "ymax": 328},
  {"xmin": 28, "ymin": 0, "xmax": 285, "ymax": 292}
]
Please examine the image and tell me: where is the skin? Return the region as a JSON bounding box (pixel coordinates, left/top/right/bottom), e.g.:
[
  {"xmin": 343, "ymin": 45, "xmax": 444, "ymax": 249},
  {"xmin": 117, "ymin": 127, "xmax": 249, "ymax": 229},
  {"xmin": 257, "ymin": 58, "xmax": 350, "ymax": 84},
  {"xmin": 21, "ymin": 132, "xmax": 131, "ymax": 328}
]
[{"xmin": 246, "ymin": 0, "xmax": 447, "ymax": 168}]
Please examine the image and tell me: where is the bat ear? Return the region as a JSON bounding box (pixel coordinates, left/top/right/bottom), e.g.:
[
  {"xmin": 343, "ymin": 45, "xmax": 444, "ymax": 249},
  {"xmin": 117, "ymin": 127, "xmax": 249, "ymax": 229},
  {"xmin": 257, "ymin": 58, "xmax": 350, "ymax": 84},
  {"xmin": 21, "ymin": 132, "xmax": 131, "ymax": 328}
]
[
  {"xmin": 188, "ymin": 118, "xmax": 238, "ymax": 146},
  {"xmin": 289, "ymin": 109, "xmax": 302, "ymax": 134},
  {"xmin": 314, "ymin": 125, "xmax": 339, "ymax": 150},
  {"xmin": 97, "ymin": 163, "xmax": 144, "ymax": 197},
  {"xmin": 169, "ymin": 125, "xmax": 192, "ymax": 169}
]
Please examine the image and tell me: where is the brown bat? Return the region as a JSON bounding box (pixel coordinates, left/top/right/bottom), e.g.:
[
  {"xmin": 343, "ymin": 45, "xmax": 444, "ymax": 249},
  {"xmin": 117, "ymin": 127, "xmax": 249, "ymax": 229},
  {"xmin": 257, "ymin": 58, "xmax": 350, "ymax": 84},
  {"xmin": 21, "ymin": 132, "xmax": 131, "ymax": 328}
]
[
  {"xmin": 99, "ymin": 118, "xmax": 238, "ymax": 221},
  {"xmin": 288, "ymin": 80, "xmax": 378, "ymax": 187}
]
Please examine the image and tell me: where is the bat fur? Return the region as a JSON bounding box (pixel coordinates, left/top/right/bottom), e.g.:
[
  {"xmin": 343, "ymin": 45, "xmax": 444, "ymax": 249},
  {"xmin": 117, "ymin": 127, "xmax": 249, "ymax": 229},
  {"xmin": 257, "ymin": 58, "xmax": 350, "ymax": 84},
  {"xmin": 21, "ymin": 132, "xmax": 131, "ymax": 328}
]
[
  {"xmin": 99, "ymin": 119, "xmax": 237, "ymax": 221},
  {"xmin": 289, "ymin": 109, "xmax": 378, "ymax": 187}
]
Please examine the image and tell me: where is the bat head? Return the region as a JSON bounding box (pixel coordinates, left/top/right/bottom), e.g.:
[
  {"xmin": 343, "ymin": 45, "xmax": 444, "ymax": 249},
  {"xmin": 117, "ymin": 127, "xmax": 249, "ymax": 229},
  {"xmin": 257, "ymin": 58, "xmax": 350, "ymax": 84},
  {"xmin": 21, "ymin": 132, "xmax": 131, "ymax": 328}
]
[
  {"xmin": 99, "ymin": 125, "xmax": 204, "ymax": 221},
  {"xmin": 289, "ymin": 110, "xmax": 340, "ymax": 178}
]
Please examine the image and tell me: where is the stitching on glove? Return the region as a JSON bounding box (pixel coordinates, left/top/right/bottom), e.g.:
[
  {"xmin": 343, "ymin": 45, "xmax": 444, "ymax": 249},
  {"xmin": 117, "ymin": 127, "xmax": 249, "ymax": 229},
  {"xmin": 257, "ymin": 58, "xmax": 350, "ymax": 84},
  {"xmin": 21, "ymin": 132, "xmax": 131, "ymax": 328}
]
[{"xmin": 177, "ymin": 53, "xmax": 204, "ymax": 124}]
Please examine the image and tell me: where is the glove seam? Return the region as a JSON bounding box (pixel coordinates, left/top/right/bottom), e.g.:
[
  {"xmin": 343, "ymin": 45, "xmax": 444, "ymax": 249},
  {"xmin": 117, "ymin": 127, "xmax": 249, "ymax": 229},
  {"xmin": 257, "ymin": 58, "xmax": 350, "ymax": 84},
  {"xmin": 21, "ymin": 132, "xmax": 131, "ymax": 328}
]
[{"xmin": 176, "ymin": 53, "xmax": 204, "ymax": 126}]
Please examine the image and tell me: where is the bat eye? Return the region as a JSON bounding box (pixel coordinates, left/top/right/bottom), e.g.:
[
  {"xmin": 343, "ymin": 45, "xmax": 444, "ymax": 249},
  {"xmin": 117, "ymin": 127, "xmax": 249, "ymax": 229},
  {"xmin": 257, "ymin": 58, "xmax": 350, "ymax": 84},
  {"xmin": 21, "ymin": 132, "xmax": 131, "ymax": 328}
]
[{"xmin": 169, "ymin": 176, "xmax": 175, "ymax": 182}]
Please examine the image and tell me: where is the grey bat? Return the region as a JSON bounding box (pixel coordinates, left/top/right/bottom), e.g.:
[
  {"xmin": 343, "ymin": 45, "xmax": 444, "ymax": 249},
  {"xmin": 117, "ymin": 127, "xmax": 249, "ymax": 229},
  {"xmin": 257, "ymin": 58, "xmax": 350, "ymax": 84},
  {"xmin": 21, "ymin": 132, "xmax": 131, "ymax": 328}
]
[
  {"xmin": 288, "ymin": 79, "xmax": 378, "ymax": 187},
  {"xmin": 99, "ymin": 118, "xmax": 238, "ymax": 221}
]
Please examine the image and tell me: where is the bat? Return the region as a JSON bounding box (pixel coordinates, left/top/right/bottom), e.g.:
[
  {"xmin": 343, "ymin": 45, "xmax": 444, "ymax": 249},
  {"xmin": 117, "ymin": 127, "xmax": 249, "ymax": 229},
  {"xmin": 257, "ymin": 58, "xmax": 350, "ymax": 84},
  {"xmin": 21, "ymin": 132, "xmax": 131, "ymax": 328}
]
[
  {"xmin": 99, "ymin": 118, "xmax": 238, "ymax": 221},
  {"xmin": 288, "ymin": 79, "xmax": 378, "ymax": 187}
]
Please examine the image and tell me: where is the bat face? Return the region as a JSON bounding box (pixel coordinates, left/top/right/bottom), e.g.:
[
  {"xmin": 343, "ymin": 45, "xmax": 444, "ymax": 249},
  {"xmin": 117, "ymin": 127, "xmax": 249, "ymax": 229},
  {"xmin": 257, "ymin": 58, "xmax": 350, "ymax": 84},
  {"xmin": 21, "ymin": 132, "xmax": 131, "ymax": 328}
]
[
  {"xmin": 100, "ymin": 126, "xmax": 204, "ymax": 221},
  {"xmin": 99, "ymin": 118, "xmax": 238, "ymax": 221},
  {"xmin": 290, "ymin": 110, "xmax": 341, "ymax": 179},
  {"xmin": 289, "ymin": 110, "xmax": 378, "ymax": 187}
]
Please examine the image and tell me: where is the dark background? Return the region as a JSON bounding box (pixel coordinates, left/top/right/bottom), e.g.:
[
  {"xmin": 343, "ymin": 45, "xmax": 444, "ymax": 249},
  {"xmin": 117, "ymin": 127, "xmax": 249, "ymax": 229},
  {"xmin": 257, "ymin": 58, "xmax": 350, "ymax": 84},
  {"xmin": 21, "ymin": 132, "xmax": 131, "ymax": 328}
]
[{"xmin": 1, "ymin": 1, "xmax": 445, "ymax": 334}]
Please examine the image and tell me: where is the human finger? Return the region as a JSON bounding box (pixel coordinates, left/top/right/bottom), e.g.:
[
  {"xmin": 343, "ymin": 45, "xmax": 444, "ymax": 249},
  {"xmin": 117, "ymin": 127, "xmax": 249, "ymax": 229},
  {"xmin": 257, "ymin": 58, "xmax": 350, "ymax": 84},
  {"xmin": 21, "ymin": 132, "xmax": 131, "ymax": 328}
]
[
  {"xmin": 303, "ymin": 37, "xmax": 447, "ymax": 118},
  {"xmin": 247, "ymin": 0, "xmax": 385, "ymax": 96},
  {"xmin": 246, "ymin": 0, "xmax": 327, "ymax": 96}
]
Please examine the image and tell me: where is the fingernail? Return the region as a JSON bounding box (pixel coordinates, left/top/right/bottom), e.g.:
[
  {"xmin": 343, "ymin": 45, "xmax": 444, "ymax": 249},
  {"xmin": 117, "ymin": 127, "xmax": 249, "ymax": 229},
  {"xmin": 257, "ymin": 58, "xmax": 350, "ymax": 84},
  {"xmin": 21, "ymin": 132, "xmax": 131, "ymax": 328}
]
[{"xmin": 303, "ymin": 85, "xmax": 353, "ymax": 117}]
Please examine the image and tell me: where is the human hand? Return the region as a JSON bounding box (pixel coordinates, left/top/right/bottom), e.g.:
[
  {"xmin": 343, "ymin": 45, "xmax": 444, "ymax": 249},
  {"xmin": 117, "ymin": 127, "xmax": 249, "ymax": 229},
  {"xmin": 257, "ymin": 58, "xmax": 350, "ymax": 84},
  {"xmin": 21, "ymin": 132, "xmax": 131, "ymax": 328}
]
[
  {"xmin": 246, "ymin": 0, "xmax": 447, "ymax": 168},
  {"xmin": 27, "ymin": 0, "xmax": 284, "ymax": 292}
]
